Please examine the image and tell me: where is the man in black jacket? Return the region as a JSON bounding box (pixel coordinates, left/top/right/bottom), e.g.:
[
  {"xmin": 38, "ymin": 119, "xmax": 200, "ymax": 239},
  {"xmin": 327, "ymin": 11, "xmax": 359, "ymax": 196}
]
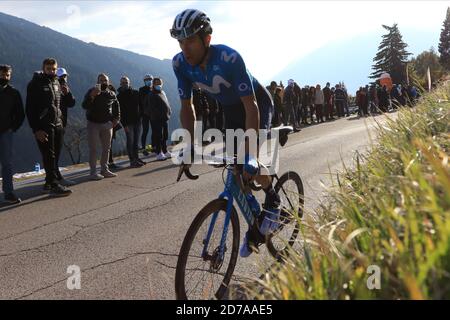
[
  {"xmin": 139, "ymin": 74, "xmax": 153, "ymax": 156},
  {"xmin": 0, "ymin": 65, "xmax": 25, "ymax": 204},
  {"xmin": 149, "ymin": 77, "xmax": 172, "ymax": 161},
  {"xmin": 283, "ymin": 80, "xmax": 297, "ymax": 127},
  {"xmin": 301, "ymin": 86, "xmax": 310, "ymax": 125},
  {"xmin": 26, "ymin": 58, "xmax": 72, "ymax": 197},
  {"xmin": 117, "ymin": 76, "xmax": 145, "ymax": 168},
  {"xmin": 323, "ymin": 82, "xmax": 332, "ymax": 121},
  {"xmin": 55, "ymin": 67, "xmax": 76, "ymax": 186},
  {"xmin": 82, "ymin": 73, "xmax": 120, "ymax": 180},
  {"xmin": 334, "ymin": 84, "xmax": 346, "ymax": 117}
]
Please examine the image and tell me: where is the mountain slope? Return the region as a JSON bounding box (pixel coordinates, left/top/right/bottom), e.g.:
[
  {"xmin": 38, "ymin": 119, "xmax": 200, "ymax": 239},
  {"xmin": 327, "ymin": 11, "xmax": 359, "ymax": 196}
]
[{"xmin": 0, "ymin": 11, "xmax": 180, "ymax": 173}]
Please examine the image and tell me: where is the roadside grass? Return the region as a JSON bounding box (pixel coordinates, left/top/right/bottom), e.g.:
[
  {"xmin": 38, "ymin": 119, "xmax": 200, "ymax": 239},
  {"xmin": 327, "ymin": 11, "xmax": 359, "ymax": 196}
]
[{"xmin": 244, "ymin": 82, "xmax": 450, "ymax": 300}]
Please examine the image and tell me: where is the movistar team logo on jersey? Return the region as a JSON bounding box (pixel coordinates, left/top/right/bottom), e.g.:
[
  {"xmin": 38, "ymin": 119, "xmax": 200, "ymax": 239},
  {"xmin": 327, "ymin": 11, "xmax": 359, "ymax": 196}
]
[
  {"xmin": 221, "ymin": 51, "xmax": 238, "ymax": 64},
  {"xmin": 194, "ymin": 75, "xmax": 231, "ymax": 94}
]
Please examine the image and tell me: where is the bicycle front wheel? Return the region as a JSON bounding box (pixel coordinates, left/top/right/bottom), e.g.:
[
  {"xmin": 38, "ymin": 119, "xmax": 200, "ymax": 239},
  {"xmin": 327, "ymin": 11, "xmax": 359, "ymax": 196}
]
[
  {"xmin": 175, "ymin": 199, "xmax": 240, "ymax": 300},
  {"xmin": 266, "ymin": 171, "xmax": 304, "ymax": 260}
]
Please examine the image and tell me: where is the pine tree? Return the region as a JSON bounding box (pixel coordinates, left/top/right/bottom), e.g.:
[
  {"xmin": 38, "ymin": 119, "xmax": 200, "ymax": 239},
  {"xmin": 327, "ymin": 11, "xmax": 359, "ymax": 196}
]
[
  {"xmin": 411, "ymin": 47, "xmax": 445, "ymax": 85},
  {"xmin": 370, "ymin": 24, "xmax": 412, "ymax": 85},
  {"xmin": 438, "ymin": 7, "xmax": 450, "ymax": 71}
]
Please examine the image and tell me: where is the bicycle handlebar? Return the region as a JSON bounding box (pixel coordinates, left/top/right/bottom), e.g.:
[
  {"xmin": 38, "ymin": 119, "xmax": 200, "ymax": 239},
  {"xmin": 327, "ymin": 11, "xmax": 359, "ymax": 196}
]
[{"xmin": 175, "ymin": 125, "xmax": 293, "ymax": 183}]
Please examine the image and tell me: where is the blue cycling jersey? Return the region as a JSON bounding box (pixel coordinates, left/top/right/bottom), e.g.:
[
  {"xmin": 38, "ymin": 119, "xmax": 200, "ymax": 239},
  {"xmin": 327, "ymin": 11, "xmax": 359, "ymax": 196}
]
[{"xmin": 172, "ymin": 44, "xmax": 262, "ymax": 106}]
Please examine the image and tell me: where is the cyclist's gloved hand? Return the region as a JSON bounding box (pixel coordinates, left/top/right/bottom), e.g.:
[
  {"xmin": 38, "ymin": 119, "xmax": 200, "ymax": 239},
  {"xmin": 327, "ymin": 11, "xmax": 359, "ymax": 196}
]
[{"xmin": 243, "ymin": 154, "xmax": 259, "ymax": 178}]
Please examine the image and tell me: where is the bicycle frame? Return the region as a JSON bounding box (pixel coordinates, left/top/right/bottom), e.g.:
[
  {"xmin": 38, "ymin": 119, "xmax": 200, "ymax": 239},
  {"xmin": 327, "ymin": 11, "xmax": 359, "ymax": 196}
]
[{"xmin": 201, "ymin": 167, "xmax": 263, "ymax": 260}]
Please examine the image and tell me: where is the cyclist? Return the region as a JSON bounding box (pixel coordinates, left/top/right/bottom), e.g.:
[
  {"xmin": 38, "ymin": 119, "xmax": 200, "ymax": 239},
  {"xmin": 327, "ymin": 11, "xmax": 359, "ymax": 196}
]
[{"xmin": 170, "ymin": 9, "xmax": 281, "ymax": 257}]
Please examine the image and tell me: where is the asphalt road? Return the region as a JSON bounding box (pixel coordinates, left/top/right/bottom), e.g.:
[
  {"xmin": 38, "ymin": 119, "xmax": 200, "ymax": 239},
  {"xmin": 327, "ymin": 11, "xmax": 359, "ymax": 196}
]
[{"xmin": 0, "ymin": 113, "xmax": 392, "ymax": 299}]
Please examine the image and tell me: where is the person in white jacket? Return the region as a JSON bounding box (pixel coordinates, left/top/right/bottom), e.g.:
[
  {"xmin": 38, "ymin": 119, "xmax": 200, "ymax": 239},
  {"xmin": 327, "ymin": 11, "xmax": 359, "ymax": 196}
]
[{"xmin": 314, "ymin": 84, "xmax": 325, "ymax": 123}]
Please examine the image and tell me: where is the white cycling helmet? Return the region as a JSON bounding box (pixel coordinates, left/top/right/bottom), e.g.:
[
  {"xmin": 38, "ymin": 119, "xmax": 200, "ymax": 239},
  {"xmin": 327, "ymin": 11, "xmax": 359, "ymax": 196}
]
[{"xmin": 170, "ymin": 9, "xmax": 212, "ymax": 40}]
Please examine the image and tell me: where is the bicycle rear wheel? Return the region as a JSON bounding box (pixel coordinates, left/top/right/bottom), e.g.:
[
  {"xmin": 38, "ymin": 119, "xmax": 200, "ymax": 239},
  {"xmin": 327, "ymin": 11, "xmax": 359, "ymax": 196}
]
[
  {"xmin": 175, "ymin": 199, "xmax": 240, "ymax": 300},
  {"xmin": 266, "ymin": 171, "xmax": 304, "ymax": 260}
]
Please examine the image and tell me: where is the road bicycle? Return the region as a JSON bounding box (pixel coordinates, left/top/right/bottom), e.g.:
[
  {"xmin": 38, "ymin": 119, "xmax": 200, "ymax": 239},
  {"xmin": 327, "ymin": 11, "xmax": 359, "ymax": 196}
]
[{"xmin": 174, "ymin": 126, "xmax": 304, "ymax": 300}]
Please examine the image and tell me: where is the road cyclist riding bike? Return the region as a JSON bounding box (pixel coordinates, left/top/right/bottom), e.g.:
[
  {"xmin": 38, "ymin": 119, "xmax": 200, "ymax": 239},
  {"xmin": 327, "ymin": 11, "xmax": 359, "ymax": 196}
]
[{"xmin": 171, "ymin": 9, "xmax": 304, "ymax": 299}]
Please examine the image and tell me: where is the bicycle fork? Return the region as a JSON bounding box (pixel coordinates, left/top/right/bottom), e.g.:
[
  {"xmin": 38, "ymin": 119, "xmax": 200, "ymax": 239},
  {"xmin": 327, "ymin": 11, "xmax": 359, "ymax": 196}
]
[
  {"xmin": 201, "ymin": 169, "xmax": 263, "ymax": 262},
  {"xmin": 201, "ymin": 190, "xmax": 234, "ymax": 262}
]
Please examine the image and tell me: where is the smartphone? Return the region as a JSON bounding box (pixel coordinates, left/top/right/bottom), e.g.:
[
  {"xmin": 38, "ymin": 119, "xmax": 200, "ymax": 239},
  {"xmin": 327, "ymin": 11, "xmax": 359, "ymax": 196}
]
[{"xmin": 95, "ymin": 84, "xmax": 101, "ymax": 91}]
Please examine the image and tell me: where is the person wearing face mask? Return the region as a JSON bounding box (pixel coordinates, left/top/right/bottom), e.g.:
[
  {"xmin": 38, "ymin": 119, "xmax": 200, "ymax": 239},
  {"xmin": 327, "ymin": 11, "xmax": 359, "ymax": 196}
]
[
  {"xmin": 139, "ymin": 74, "xmax": 154, "ymax": 156},
  {"xmin": 26, "ymin": 58, "xmax": 72, "ymax": 197},
  {"xmin": 55, "ymin": 67, "xmax": 76, "ymax": 186},
  {"xmin": 148, "ymin": 77, "xmax": 172, "ymax": 161},
  {"xmin": 82, "ymin": 73, "xmax": 121, "ymax": 180},
  {"xmin": 0, "ymin": 64, "xmax": 25, "ymax": 204},
  {"xmin": 117, "ymin": 76, "xmax": 145, "ymax": 168}
]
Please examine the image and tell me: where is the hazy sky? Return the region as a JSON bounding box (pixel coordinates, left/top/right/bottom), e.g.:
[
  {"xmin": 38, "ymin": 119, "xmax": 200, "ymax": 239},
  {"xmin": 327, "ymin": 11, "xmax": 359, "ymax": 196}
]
[{"xmin": 0, "ymin": 1, "xmax": 448, "ymax": 83}]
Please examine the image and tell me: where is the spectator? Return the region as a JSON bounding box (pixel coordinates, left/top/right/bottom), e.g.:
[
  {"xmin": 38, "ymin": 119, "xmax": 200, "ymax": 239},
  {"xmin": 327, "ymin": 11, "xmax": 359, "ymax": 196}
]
[
  {"xmin": 301, "ymin": 86, "xmax": 310, "ymax": 125},
  {"xmin": 369, "ymin": 85, "xmax": 379, "ymax": 114},
  {"xmin": 330, "ymin": 86, "xmax": 336, "ymax": 119},
  {"xmin": 314, "ymin": 84, "xmax": 324, "ymax": 123},
  {"xmin": 266, "ymin": 81, "xmax": 277, "ymax": 99},
  {"xmin": 309, "ymin": 86, "xmax": 316, "ymax": 123},
  {"xmin": 342, "ymin": 85, "xmax": 350, "ymax": 117},
  {"xmin": 390, "ymin": 84, "xmax": 400, "ymax": 109},
  {"xmin": 139, "ymin": 74, "xmax": 154, "ymax": 156},
  {"xmin": 82, "ymin": 73, "xmax": 120, "ymax": 180},
  {"xmin": 271, "ymin": 82, "xmax": 282, "ymax": 127},
  {"xmin": 117, "ymin": 76, "xmax": 145, "ymax": 168},
  {"xmin": 379, "ymin": 85, "xmax": 390, "ymax": 112},
  {"xmin": 278, "ymin": 81, "xmax": 285, "ymax": 102},
  {"xmin": 26, "ymin": 58, "xmax": 72, "ymax": 196},
  {"xmin": 357, "ymin": 87, "xmax": 368, "ymax": 116},
  {"xmin": 148, "ymin": 77, "xmax": 172, "ymax": 161},
  {"xmin": 355, "ymin": 87, "xmax": 361, "ymax": 116},
  {"xmin": 334, "ymin": 84, "xmax": 346, "ymax": 117},
  {"xmin": 408, "ymin": 84, "xmax": 419, "ymax": 105},
  {"xmin": 0, "ymin": 64, "xmax": 25, "ymax": 204},
  {"xmin": 56, "ymin": 67, "xmax": 76, "ymax": 186},
  {"xmin": 323, "ymin": 82, "xmax": 332, "ymax": 121},
  {"xmin": 106, "ymin": 83, "xmax": 122, "ymax": 170},
  {"xmin": 363, "ymin": 86, "xmax": 370, "ymax": 116},
  {"xmin": 273, "ymin": 87, "xmax": 284, "ymax": 127},
  {"xmin": 283, "ymin": 79, "xmax": 297, "ymax": 128},
  {"xmin": 377, "ymin": 85, "xmax": 383, "ymax": 110},
  {"xmin": 293, "ymin": 82, "xmax": 302, "ymax": 128}
]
